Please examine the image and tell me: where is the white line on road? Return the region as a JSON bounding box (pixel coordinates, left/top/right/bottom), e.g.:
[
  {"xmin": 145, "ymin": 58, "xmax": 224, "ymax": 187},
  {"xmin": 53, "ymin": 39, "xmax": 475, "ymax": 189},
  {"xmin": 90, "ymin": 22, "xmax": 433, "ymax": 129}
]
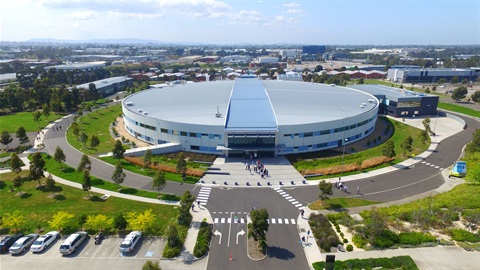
[
  {"xmin": 214, "ymin": 218, "xmax": 218, "ymax": 223},
  {"xmin": 291, "ymin": 219, "xmax": 296, "ymax": 224}
]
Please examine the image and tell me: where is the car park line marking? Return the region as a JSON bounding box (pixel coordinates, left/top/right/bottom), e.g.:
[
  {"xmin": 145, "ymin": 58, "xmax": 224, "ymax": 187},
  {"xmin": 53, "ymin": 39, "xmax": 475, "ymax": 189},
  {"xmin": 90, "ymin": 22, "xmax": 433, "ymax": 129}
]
[
  {"xmin": 91, "ymin": 243, "xmax": 104, "ymax": 257},
  {"xmin": 109, "ymin": 239, "xmax": 122, "ymax": 257}
]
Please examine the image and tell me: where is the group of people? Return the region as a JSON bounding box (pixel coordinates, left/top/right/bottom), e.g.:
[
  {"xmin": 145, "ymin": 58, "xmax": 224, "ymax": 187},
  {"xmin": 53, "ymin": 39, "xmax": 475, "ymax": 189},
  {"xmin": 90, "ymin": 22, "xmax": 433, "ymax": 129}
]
[
  {"xmin": 245, "ymin": 160, "xmax": 270, "ymax": 179},
  {"xmin": 334, "ymin": 180, "xmax": 349, "ymax": 193}
]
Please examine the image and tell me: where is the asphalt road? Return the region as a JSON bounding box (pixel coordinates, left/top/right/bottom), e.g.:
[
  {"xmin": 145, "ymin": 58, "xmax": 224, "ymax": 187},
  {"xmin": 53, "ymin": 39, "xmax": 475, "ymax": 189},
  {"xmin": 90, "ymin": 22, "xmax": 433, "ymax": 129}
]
[
  {"xmin": 43, "ymin": 113, "xmax": 195, "ymax": 197},
  {"xmin": 206, "ymin": 188, "xmax": 310, "ymax": 270}
]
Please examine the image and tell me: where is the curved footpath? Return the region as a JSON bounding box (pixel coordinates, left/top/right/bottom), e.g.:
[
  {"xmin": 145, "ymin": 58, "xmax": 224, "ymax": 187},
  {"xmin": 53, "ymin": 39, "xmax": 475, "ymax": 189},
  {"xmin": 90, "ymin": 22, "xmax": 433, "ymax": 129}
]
[{"xmin": 3, "ymin": 108, "xmax": 478, "ymax": 270}]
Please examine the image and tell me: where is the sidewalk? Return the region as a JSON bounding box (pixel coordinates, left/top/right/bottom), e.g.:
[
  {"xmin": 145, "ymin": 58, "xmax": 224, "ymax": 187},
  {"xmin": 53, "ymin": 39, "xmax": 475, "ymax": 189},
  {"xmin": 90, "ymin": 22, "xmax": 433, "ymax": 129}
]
[
  {"xmin": 183, "ymin": 205, "xmax": 214, "ymax": 257},
  {"xmin": 297, "ymin": 208, "xmax": 322, "ymax": 270}
]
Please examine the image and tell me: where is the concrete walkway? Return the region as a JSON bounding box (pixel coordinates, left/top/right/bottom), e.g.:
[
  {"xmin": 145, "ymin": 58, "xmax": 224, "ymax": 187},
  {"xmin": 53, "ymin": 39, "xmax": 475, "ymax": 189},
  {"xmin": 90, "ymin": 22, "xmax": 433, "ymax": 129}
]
[{"xmin": 183, "ymin": 205, "xmax": 214, "ymax": 258}]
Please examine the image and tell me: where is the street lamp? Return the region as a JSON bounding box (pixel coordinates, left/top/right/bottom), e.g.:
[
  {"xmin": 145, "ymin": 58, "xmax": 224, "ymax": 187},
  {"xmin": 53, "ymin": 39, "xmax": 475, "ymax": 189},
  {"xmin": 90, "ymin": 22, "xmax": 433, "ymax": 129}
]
[
  {"xmin": 339, "ymin": 138, "xmax": 349, "ymax": 180},
  {"xmin": 432, "ymin": 111, "xmax": 439, "ymax": 136}
]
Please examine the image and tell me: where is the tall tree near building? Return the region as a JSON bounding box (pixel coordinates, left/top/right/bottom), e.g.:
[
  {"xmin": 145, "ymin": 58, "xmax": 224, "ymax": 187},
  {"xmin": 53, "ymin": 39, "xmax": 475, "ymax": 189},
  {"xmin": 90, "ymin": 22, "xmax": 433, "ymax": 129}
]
[
  {"xmin": 450, "ymin": 76, "xmax": 459, "ymax": 84},
  {"xmin": 143, "ymin": 149, "xmax": 153, "ymax": 171},
  {"xmin": 451, "ymin": 86, "xmax": 468, "ymax": 101},
  {"xmin": 16, "ymin": 126, "xmax": 29, "ymax": 145},
  {"xmin": 422, "ymin": 117, "xmax": 432, "ymax": 134},
  {"xmin": 318, "ymin": 180, "xmax": 333, "ymax": 206},
  {"xmin": 112, "ymin": 140, "xmax": 125, "ymax": 159},
  {"xmin": 471, "ymin": 90, "xmax": 480, "ymax": 103},
  {"xmin": 112, "ymin": 161, "xmax": 126, "ymax": 187},
  {"xmin": 29, "ymin": 152, "xmax": 45, "ymax": 187},
  {"xmin": 176, "ymin": 153, "xmax": 187, "ymax": 182},
  {"xmin": 54, "ymin": 146, "xmax": 66, "ymax": 170},
  {"xmin": 1, "ymin": 130, "xmax": 13, "ymax": 150},
  {"xmin": 249, "ymin": 208, "xmax": 269, "ymax": 247}
]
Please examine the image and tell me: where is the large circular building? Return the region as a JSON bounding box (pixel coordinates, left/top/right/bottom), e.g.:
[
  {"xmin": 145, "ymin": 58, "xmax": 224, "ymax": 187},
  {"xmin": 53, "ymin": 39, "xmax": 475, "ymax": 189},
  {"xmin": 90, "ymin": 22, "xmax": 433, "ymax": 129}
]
[{"xmin": 122, "ymin": 76, "xmax": 379, "ymax": 157}]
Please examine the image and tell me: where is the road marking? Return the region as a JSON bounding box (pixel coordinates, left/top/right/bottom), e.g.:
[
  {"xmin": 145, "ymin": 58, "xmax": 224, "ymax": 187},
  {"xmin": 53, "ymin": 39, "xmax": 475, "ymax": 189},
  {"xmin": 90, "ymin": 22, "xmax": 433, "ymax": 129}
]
[
  {"xmin": 426, "ymin": 163, "xmax": 430, "ymax": 165},
  {"xmin": 271, "ymin": 219, "xmax": 276, "ymax": 224},
  {"xmin": 286, "ymin": 197, "xmax": 293, "ymax": 200},
  {"xmin": 227, "ymin": 212, "xmax": 233, "ymax": 247},
  {"xmin": 236, "ymin": 229, "xmax": 245, "ymax": 244},
  {"xmin": 274, "ymin": 188, "xmax": 280, "ymax": 190},
  {"xmin": 295, "ymin": 203, "xmax": 303, "ymax": 208},
  {"xmin": 214, "ymin": 218, "xmax": 219, "ymax": 223},
  {"xmin": 221, "ymin": 218, "xmax": 225, "ymax": 223},
  {"xmin": 288, "ymin": 198, "xmax": 296, "ymax": 202},
  {"xmin": 278, "ymin": 219, "xmax": 283, "ymax": 224},
  {"xmin": 214, "ymin": 230, "xmax": 222, "ymax": 244},
  {"xmin": 421, "ymin": 161, "xmax": 426, "ymax": 164},
  {"xmin": 284, "ymin": 219, "xmax": 289, "ymax": 224},
  {"xmin": 291, "ymin": 219, "xmax": 296, "ymax": 224},
  {"xmin": 279, "ymin": 192, "xmax": 286, "ymax": 195},
  {"xmin": 227, "ymin": 218, "xmax": 231, "ymax": 224},
  {"xmin": 282, "ymin": 194, "xmax": 289, "ymax": 197},
  {"xmin": 430, "ymin": 164, "xmax": 435, "ymax": 167}
]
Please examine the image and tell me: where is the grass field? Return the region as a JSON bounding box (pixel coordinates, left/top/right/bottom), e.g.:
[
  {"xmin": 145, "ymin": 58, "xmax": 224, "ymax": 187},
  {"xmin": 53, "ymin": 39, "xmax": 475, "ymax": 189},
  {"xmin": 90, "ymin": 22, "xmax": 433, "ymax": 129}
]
[
  {"xmin": 0, "ymin": 171, "xmax": 178, "ymax": 235},
  {"xmin": 100, "ymin": 156, "xmax": 199, "ymax": 184},
  {"xmin": 38, "ymin": 153, "xmax": 180, "ymax": 201},
  {"xmin": 0, "ymin": 111, "xmax": 64, "ymax": 133},
  {"xmin": 292, "ymin": 118, "xmax": 430, "ymax": 178},
  {"xmin": 66, "ymin": 105, "xmax": 122, "ymax": 155},
  {"xmin": 309, "ymin": 197, "xmax": 381, "ymax": 210},
  {"xmin": 438, "ymin": 102, "xmax": 480, "ymax": 118}
]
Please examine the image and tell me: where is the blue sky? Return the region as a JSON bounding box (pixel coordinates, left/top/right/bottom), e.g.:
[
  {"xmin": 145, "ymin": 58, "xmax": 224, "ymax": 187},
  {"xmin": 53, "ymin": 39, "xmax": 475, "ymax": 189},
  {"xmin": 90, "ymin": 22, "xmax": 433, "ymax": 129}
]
[{"xmin": 1, "ymin": 0, "xmax": 479, "ymax": 45}]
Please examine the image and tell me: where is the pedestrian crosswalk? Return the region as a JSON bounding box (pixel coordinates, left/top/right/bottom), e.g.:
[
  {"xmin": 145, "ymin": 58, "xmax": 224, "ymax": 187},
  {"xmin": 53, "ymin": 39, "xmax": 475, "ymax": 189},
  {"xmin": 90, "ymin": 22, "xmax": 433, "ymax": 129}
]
[
  {"xmin": 196, "ymin": 187, "xmax": 212, "ymax": 206},
  {"xmin": 420, "ymin": 161, "xmax": 443, "ymax": 170},
  {"xmin": 212, "ymin": 216, "xmax": 296, "ymax": 225},
  {"xmin": 273, "ymin": 187, "xmax": 305, "ymax": 210}
]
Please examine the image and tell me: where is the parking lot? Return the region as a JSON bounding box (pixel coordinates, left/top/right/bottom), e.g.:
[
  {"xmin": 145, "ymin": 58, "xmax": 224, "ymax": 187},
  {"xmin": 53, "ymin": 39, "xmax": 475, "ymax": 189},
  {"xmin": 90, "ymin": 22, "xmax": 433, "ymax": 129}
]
[{"xmin": 0, "ymin": 235, "xmax": 176, "ymax": 270}]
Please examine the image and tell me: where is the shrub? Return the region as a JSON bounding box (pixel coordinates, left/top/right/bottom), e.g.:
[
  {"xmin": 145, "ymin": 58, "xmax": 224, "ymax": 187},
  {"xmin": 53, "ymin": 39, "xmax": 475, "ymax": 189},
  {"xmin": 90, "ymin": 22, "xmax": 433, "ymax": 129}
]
[
  {"xmin": 124, "ymin": 156, "xmax": 204, "ymax": 177},
  {"xmin": 346, "ymin": 244, "xmax": 353, "ymax": 251},
  {"xmin": 343, "ymin": 238, "xmax": 348, "ymax": 243},
  {"xmin": 372, "ymin": 230, "xmax": 398, "ymax": 248},
  {"xmin": 309, "ymin": 213, "xmax": 341, "ymax": 252},
  {"xmin": 162, "ymin": 246, "xmax": 181, "ymax": 258},
  {"xmin": 450, "ymin": 229, "xmax": 480, "ymax": 243},
  {"xmin": 193, "ymin": 221, "xmax": 212, "ymax": 258},
  {"xmin": 340, "ymin": 232, "xmax": 344, "ymax": 237},
  {"xmin": 312, "ymin": 256, "xmax": 419, "ymax": 270},
  {"xmin": 352, "ymin": 234, "xmax": 367, "ymax": 249},
  {"xmin": 398, "ymin": 232, "xmax": 437, "ymax": 245}
]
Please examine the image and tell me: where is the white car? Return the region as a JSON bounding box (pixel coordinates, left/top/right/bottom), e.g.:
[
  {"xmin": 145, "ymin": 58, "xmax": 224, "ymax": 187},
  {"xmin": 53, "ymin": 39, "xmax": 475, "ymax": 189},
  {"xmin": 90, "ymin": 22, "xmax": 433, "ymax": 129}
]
[
  {"xmin": 31, "ymin": 231, "xmax": 60, "ymax": 253},
  {"xmin": 119, "ymin": 231, "xmax": 142, "ymax": 253}
]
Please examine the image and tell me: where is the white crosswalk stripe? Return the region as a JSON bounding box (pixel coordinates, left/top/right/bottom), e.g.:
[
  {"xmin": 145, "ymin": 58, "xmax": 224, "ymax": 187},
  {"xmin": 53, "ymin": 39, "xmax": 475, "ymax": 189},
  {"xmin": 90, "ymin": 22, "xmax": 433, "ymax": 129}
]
[
  {"xmin": 274, "ymin": 188, "xmax": 304, "ymax": 209},
  {"xmin": 212, "ymin": 216, "xmax": 296, "ymax": 225},
  {"xmin": 197, "ymin": 187, "xmax": 212, "ymax": 206}
]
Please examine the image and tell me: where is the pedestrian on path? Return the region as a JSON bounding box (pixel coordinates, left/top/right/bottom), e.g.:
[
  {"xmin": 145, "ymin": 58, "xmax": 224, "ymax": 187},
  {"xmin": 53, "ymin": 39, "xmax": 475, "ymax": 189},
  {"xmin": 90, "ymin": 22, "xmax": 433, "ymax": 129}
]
[
  {"xmin": 301, "ymin": 236, "xmax": 305, "ymax": 244},
  {"xmin": 197, "ymin": 200, "xmax": 201, "ymax": 208},
  {"xmin": 301, "ymin": 209, "xmax": 305, "ymax": 218},
  {"xmin": 357, "ymin": 186, "xmax": 360, "ymax": 195},
  {"xmin": 191, "ymin": 204, "xmax": 195, "ymax": 211},
  {"xmin": 307, "ymin": 230, "xmax": 310, "ymax": 238}
]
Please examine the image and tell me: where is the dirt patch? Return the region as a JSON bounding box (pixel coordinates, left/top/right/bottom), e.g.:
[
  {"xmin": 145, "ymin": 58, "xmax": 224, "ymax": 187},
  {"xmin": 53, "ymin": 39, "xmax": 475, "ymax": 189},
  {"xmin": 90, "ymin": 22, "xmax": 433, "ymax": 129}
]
[{"xmin": 247, "ymin": 236, "xmax": 266, "ymax": 260}]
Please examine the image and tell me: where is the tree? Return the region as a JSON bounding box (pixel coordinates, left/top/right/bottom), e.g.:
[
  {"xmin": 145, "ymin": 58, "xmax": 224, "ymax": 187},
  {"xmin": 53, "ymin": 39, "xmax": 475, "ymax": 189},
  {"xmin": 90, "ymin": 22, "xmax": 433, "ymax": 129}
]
[
  {"xmin": 90, "ymin": 135, "xmax": 100, "ymax": 152},
  {"xmin": 77, "ymin": 154, "xmax": 91, "ymax": 172},
  {"xmin": 363, "ymin": 208, "xmax": 389, "ymax": 242},
  {"xmin": 471, "ymin": 90, "xmax": 480, "ymax": 103},
  {"xmin": 165, "ymin": 225, "xmax": 180, "ymax": 248},
  {"xmin": 43, "ymin": 104, "xmax": 51, "ymax": 122},
  {"xmin": 176, "ymin": 153, "xmax": 187, "ymax": 181},
  {"xmin": 80, "ymin": 132, "xmax": 88, "ymax": 149},
  {"xmin": 0, "ymin": 130, "xmax": 13, "ymax": 150},
  {"xmin": 382, "ymin": 140, "xmax": 396, "ymax": 158},
  {"xmin": 419, "ymin": 130, "xmax": 429, "ymax": 145},
  {"xmin": 437, "ymin": 78, "xmax": 446, "ymax": 85},
  {"xmin": 2, "ymin": 211, "xmax": 25, "ymax": 232},
  {"xmin": 82, "ymin": 169, "xmax": 92, "ymax": 197},
  {"xmin": 422, "ymin": 117, "xmax": 432, "ymax": 134},
  {"xmin": 450, "ymin": 76, "xmax": 459, "ymax": 84},
  {"xmin": 152, "ymin": 170, "xmax": 166, "ymax": 195},
  {"xmin": 112, "ymin": 161, "xmax": 126, "ymax": 187},
  {"xmin": 112, "ymin": 139, "xmax": 125, "ymax": 159},
  {"xmin": 400, "ymin": 136, "xmax": 414, "ymax": 156},
  {"xmin": 125, "ymin": 209, "xmax": 157, "ymax": 234},
  {"xmin": 114, "ymin": 214, "xmax": 128, "ymax": 232},
  {"xmin": 142, "ymin": 260, "xmax": 162, "ymax": 270},
  {"xmin": 15, "ymin": 126, "xmax": 29, "ymax": 145},
  {"xmin": 249, "ymin": 208, "xmax": 269, "ymax": 242},
  {"xmin": 318, "ymin": 180, "xmax": 333, "ymax": 206},
  {"xmin": 72, "ymin": 122, "xmax": 80, "ymax": 139},
  {"xmin": 13, "ymin": 175, "xmax": 23, "ymax": 194},
  {"xmin": 178, "ymin": 190, "xmax": 195, "ymax": 226},
  {"xmin": 48, "ymin": 211, "xmax": 75, "ymax": 232},
  {"xmin": 32, "ymin": 110, "xmax": 42, "ymax": 128},
  {"xmin": 451, "ymin": 86, "xmax": 468, "ymax": 101},
  {"xmin": 29, "ymin": 152, "xmax": 45, "ymax": 186},
  {"xmin": 85, "ymin": 214, "xmax": 114, "ymax": 232},
  {"xmin": 54, "ymin": 146, "xmax": 66, "ymax": 170},
  {"xmin": 10, "ymin": 152, "xmax": 23, "ymax": 174},
  {"xmin": 45, "ymin": 173, "xmax": 56, "ymax": 193},
  {"xmin": 466, "ymin": 129, "xmax": 480, "ymax": 155},
  {"xmin": 143, "ymin": 149, "xmax": 153, "ymax": 171}
]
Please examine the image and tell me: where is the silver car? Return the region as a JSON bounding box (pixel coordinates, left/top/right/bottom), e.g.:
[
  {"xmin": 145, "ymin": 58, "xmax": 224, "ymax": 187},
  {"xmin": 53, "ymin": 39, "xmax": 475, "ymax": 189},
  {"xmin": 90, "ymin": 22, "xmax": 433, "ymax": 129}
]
[
  {"xmin": 119, "ymin": 231, "xmax": 142, "ymax": 253},
  {"xmin": 9, "ymin": 234, "xmax": 39, "ymax": 254},
  {"xmin": 31, "ymin": 231, "xmax": 60, "ymax": 253}
]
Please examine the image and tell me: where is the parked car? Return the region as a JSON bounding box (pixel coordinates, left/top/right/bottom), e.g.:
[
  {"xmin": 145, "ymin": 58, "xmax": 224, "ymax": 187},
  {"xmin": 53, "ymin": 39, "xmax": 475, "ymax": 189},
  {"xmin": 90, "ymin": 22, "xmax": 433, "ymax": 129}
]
[
  {"xmin": 119, "ymin": 231, "xmax": 142, "ymax": 253},
  {"xmin": 30, "ymin": 231, "xmax": 60, "ymax": 253},
  {"xmin": 59, "ymin": 231, "xmax": 88, "ymax": 255},
  {"xmin": 9, "ymin": 234, "xmax": 39, "ymax": 254},
  {"xmin": 0, "ymin": 234, "xmax": 24, "ymax": 253}
]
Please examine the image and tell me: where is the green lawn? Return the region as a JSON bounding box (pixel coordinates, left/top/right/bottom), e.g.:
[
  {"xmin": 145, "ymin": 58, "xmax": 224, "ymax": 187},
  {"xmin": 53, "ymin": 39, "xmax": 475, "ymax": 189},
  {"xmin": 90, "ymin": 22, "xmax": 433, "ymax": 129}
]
[
  {"xmin": 438, "ymin": 102, "xmax": 480, "ymax": 118},
  {"xmin": 0, "ymin": 111, "xmax": 64, "ymax": 133},
  {"xmin": 66, "ymin": 105, "xmax": 122, "ymax": 155},
  {"xmin": 293, "ymin": 118, "xmax": 430, "ymax": 177},
  {"xmin": 38, "ymin": 153, "xmax": 180, "ymax": 201},
  {"xmin": 0, "ymin": 171, "xmax": 178, "ymax": 235},
  {"xmin": 309, "ymin": 197, "xmax": 381, "ymax": 210},
  {"xmin": 100, "ymin": 156, "xmax": 199, "ymax": 184}
]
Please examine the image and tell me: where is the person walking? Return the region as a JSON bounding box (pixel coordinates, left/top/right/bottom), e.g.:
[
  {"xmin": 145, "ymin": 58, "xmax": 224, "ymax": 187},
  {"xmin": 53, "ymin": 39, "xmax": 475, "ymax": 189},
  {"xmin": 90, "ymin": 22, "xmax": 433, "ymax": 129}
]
[{"xmin": 357, "ymin": 186, "xmax": 360, "ymax": 195}]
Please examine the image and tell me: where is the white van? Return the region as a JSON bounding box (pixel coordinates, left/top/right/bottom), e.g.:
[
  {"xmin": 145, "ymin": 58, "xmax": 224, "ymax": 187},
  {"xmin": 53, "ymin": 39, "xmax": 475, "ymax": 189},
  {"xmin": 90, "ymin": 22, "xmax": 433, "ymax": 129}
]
[{"xmin": 59, "ymin": 232, "xmax": 88, "ymax": 255}]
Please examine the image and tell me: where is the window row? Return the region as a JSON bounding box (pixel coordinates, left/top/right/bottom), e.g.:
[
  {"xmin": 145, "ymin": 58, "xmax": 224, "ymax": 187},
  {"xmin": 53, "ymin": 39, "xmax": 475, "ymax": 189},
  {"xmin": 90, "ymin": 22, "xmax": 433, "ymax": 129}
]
[{"xmin": 283, "ymin": 117, "xmax": 376, "ymax": 138}]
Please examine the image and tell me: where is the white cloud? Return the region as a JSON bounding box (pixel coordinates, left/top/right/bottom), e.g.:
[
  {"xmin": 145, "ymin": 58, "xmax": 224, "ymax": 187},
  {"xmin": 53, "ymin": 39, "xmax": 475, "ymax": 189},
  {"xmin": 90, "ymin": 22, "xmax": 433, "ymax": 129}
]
[
  {"xmin": 282, "ymin": 3, "xmax": 299, "ymax": 8},
  {"xmin": 70, "ymin": 10, "xmax": 99, "ymax": 20},
  {"xmin": 107, "ymin": 11, "xmax": 163, "ymax": 20},
  {"xmin": 286, "ymin": 9, "xmax": 303, "ymax": 14}
]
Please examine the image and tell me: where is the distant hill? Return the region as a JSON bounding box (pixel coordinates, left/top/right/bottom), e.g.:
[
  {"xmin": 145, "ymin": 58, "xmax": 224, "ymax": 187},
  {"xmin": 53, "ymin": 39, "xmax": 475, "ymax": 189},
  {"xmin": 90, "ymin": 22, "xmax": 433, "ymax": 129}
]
[{"xmin": 26, "ymin": 38, "xmax": 164, "ymax": 44}]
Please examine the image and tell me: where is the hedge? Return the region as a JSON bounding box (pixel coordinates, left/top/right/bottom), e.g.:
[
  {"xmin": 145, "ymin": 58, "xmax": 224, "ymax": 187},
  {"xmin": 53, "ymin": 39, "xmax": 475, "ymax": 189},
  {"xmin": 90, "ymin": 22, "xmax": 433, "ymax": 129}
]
[
  {"xmin": 450, "ymin": 229, "xmax": 480, "ymax": 243},
  {"xmin": 398, "ymin": 232, "xmax": 437, "ymax": 245},
  {"xmin": 352, "ymin": 234, "xmax": 367, "ymax": 249},
  {"xmin": 312, "ymin": 255, "xmax": 419, "ymax": 270},
  {"xmin": 309, "ymin": 213, "xmax": 341, "ymax": 252},
  {"xmin": 301, "ymin": 156, "xmax": 395, "ymax": 176},
  {"xmin": 124, "ymin": 156, "xmax": 204, "ymax": 177},
  {"xmin": 193, "ymin": 221, "xmax": 212, "ymax": 258}
]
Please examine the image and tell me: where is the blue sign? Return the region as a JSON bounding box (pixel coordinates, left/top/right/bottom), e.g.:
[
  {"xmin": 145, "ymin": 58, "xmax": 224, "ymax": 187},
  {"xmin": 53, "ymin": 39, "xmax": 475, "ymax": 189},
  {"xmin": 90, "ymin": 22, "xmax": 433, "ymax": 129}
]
[{"xmin": 450, "ymin": 161, "xmax": 467, "ymax": 177}]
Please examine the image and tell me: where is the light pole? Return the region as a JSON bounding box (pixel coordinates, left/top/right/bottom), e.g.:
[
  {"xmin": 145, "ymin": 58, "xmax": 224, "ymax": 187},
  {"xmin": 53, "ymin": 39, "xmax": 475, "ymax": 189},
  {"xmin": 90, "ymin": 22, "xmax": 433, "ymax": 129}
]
[
  {"xmin": 433, "ymin": 111, "xmax": 439, "ymax": 136},
  {"xmin": 339, "ymin": 138, "xmax": 349, "ymax": 181}
]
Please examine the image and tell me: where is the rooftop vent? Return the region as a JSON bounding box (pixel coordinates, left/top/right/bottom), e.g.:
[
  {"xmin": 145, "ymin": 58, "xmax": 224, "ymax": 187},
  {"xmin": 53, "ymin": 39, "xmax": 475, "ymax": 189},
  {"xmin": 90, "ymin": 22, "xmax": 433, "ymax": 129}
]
[{"xmin": 215, "ymin": 106, "xmax": 222, "ymax": 118}]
